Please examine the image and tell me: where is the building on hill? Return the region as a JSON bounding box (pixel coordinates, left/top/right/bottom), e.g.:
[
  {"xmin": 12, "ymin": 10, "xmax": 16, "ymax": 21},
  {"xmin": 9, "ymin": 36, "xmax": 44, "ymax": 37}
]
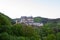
[
  {"xmin": 20, "ymin": 16, "xmax": 34, "ymax": 23},
  {"xmin": 15, "ymin": 16, "xmax": 43, "ymax": 26},
  {"xmin": 25, "ymin": 22, "xmax": 43, "ymax": 26}
]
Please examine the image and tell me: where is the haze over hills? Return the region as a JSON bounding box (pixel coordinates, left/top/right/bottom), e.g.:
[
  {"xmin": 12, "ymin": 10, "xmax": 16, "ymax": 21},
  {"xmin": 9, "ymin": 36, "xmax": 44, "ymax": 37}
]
[
  {"xmin": 13, "ymin": 16, "xmax": 60, "ymax": 24},
  {"xmin": 0, "ymin": 12, "xmax": 60, "ymax": 25},
  {"xmin": 1, "ymin": 12, "xmax": 60, "ymax": 40}
]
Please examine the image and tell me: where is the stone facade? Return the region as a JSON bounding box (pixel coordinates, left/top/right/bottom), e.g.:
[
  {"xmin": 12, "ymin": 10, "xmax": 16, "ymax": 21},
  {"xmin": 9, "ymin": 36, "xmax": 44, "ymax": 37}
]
[
  {"xmin": 20, "ymin": 16, "xmax": 34, "ymax": 23},
  {"xmin": 15, "ymin": 16, "xmax": 43, "ymax": 26}
]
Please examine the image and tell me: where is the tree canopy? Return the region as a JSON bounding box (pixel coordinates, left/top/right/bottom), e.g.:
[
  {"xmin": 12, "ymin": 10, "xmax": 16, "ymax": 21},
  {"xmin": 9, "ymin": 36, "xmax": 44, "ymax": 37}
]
[{"xmin": 0, "ymin": 12, "xmax": 11, "ymax": 26}]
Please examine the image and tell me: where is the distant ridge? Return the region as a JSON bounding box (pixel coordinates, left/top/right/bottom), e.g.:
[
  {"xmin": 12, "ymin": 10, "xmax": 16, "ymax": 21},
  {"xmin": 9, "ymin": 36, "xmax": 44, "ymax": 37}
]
[{"xmin": 13, "ymin": 16, "xmax": 60, "ymax": 24}]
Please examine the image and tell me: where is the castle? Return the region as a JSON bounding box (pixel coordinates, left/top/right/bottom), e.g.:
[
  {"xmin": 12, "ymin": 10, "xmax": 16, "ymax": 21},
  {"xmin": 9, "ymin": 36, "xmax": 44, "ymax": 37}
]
[{"xmin": 15, "ymin": 16, "xmax": 43, "ymax": 26}]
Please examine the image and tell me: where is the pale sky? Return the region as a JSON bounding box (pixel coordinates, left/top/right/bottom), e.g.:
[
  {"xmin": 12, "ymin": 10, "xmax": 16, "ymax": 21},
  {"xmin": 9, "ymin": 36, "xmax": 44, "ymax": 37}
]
[{"xmin": 0, "ymin": 0, "xmax": 60, "ymax": 19}]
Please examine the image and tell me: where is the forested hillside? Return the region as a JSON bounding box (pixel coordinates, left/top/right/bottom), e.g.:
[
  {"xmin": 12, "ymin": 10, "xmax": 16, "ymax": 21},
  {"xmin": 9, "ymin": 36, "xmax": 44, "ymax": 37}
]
[
  {"xmin": 34, "ymin": 17, "xmax": 60, "ymax": 24},
  {"xmin": 0, "ymin": 13, "xmax": 60, "ymax": 40}
]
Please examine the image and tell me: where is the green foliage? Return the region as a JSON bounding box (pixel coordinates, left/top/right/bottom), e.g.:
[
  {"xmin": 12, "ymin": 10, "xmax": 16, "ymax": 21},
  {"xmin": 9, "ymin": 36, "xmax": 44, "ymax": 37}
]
[
  {"xmin": 34, "ymin": 17, "xmax": 41, "ymax": 22},
  {"xmin": 0, "ymin": 12, "xmax": 11, "ymax": 26},
  {"xmin": 13, "ymin": 24, "xmax": 39, "ymax": 37},
  {"xmin": 1, "ymin": 13, "xmax": 60, "ymax": 40},
  {"xmin": 0, "ymin": 32, "xmax": 10, "ymax": 40},
  {"xmin": 57, "ymin": 32, "xmax": 60, "ymax": 40},
  {"xmin": 45, "ymin": 34, "xmax": 56, "ymax": 40}
]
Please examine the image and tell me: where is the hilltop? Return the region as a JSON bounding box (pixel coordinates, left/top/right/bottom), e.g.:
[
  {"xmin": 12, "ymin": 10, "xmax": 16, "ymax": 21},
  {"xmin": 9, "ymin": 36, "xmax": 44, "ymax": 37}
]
[
  {"xmin": 13, "ymin": 16, "xmax": 60, "ymax": 25},
  {"xmin": 0, "ymin": 13, "xmax": 60, "ymax": 40}
]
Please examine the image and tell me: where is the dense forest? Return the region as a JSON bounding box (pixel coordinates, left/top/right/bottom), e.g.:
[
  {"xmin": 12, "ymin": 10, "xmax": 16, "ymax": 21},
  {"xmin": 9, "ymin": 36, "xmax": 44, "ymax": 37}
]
[{"xmin": 0, "ymin": 12, "xmax": 60, "ymax": 40}]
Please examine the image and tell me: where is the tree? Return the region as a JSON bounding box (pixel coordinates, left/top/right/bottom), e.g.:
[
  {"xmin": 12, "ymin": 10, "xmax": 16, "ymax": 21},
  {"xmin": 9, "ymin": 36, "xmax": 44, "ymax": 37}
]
[
  {"xmin": 45, "ymin": 34, "xmax": 56, "ymax": 40},
  {"xmin": 0, "ymin": 12, "xmax": 11, "ymax": 26},
  {"xmin": 34, "ymin": 17, "xmax": 41, "ymax": 22},
  {"xmin": 57, "ymin": 32, "xmax": 60, "ymax": 40}
]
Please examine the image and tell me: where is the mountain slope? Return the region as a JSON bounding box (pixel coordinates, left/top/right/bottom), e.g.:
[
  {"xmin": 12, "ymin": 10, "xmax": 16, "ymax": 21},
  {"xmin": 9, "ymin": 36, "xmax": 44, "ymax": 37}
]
[{"xmin": 0, "ymin": 12, "xmax": 11, "ymax": 25}]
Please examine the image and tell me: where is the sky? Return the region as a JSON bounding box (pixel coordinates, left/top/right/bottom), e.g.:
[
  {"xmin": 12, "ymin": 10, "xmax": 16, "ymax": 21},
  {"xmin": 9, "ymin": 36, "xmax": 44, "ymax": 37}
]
[{"xmin": 0, "ymin": 0, "xmax": 60, "ymax": 19}]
